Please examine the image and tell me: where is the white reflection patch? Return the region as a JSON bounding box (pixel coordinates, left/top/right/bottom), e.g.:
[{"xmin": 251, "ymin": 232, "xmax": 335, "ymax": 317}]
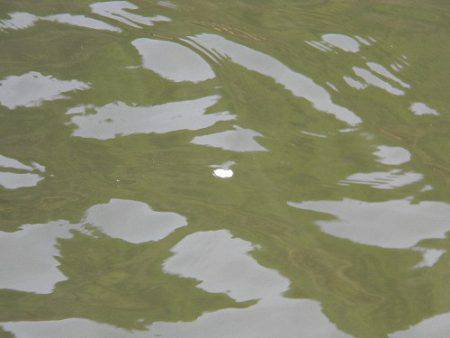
[
  {"xmin": 413, "ymin": 247, "xmax": 445, "ymax": 268},
  {"xmin": 322, "ymin": 34, "xmax": 360, "ymax": 53},
  {"xmin": 0, "ymin": 154, "xmax": 34, "ymax": 171},
  {"xmin": 189, "ymin": 33, "xmax": 362, "ymax": 126},
  {"xmin": 340, "ymin": 170, "xmax": 422, "ymax": 190},
  {"xmin": 163, "ymin": 230, "xmax": 289, "ymax": 302},
  {"xmin": 288, "ymin": 198, "xmax": 450, "ymax": 249},
  {"xmin": 69, "ymin": 95, "xmax": 233, "ymax": 140},
  {"xmin": 353, "ymin": 67, "xmax": 404, "ymax": 96},
  {"xmin": 192, "ymin": 126, "xmax": 267, "ymax": 152},
  {"xmin": 0, "ymin": 154, "xmax": 46, "ymax": 189},
  {"xmin": 0, "ymin": 172, "xmax": 43, "ymax": 189},
  {"xmin": 84, "ymin": 199, "xmax": 187, "ymax": 244},
  {"xmin": 0, "ymin": 229, "xmax": 351, "ymax": 338},
  {"xmin": 374, "ymin": 145, "xmax": 411, "ymax": 165},
  {"xmin": 43, "ymin": 14, "xmax": 121, "ymax": 32},
  {"xmin": 343, "ymin": 76, "xmax": 367, "ymax": 90},
  {"xmin": 366, "ymin": 62, "xmax": 410, "ymax": 89},
  {"xmin": 410, "ymin": 102, "xmax": 440, "ymax": 116},
  {"xmin": 0, "ymin": 12, "xmax": 38, "ymax": 30},
  {"xmin": 0, "ymin": 11, "xmax": 121, "ymax": 32},
  {"xmin": 0, "ymin": 72, "xmax": 89, "ymax": 109},
  {"xmin": 90, "ymin": 1, "xmax": 170, "ymax": 28},
  {"xmin": 132, "ymin": 38, "xmax": 215, "ymax": 83},
  {"xmin": 0, "ymin": 221, "xmax": 75, "ymax": 294}
]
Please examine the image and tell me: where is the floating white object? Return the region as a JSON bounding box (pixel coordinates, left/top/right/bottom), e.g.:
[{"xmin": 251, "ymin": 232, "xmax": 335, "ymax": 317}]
[{"xmin": 213, "ymin": 168, "xmax": 233, "ymax": 179}]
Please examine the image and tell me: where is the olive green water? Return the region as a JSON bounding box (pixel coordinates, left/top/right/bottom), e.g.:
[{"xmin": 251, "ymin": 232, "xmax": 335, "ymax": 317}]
[{"xmin": 0, "ymin": 0, "xmax": 449, "ymax": 337}]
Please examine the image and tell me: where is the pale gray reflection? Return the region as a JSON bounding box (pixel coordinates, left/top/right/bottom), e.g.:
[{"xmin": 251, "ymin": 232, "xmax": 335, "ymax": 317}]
[
  {"xmin": 1, "ymin": 230, "xmax": 351, "ymax": 337},
  {"xmin": 410, "ymin": 102, "xmax": 440, "ymax": 116},
  {"xmin": 0, "ymin": 154, "xmax": 46, "ymax": 189},
  {"xmin": 343, "ymin": 76, "xmax": 367, "ymax": 90},
  {"xmin": 188, "ymin": 33, "xmax": 362, "ymax": 125},
  {"xmin": 0, "ymin": 221, "xmax": 75, "ymax": 294},
  {"xmin": 305, "ymin": 40, "xmax": 332, "ymax": 52},
  {"xmin": 69, "ymin": 95, "xmax": 234, "ymax": 140},
  {"xmin": 288, "ymin": 198, "xmax": 450, "ymax": 249},
  {"xmin": 353, "ymin": 67, "xmax": 404, "ymax": 95},
  {"xmin": 413, "ymin": 247, "xmax": 445, "ymax": 268},
  {"xmin": 43, "ymin": 14, "xmax": 121, "ymax": 32},
  {"xmin": 90, "ymin": 1, "xmax": 170, "ymax": 28},
  {"xmin": 132, "ymin": 38, "xmax": 215, "ymax": 83},
  {"xmin": 191, "ymin": 126, "xmax": 267, "ymax": 152},
  {"xmin": 2, "ymin": 303, "xmax": 352, "ymax": 338},
  {"xmin": 152, "ymin": 230, "xmax": 351, "ymax": 338},
  {"xmin": 84, "ymin": 199, "xmax": 187, "ymax": 244},
  {"xmin": 163, "ymin": 230, "xmax": 289, "ymax": 302},
  {"xmin": 157, "ymin": 1, "xmax": 177, "ymax": 9},
  {"xmin": 149, "ymin": 297, "xmax": 351, "ymax": 338},
  {"xmin": 0, "ymin": 172, "xmax": 43, "ymax": 189},
  {"xmin": 374, "ymin": 145, "xmax": 411, "ymax": 165},
  {"xmin": 322, "ymin": 34, "xmax": 360, "ymax": 53},
  {"xmin": 340, "ymin": 170, "xmax": 422, "ymax": 190},
  {"xmin": 0, "ymin": 12, "xmax": 38, "ymax": 30},
  {"xmin": 0, "ymin": 12, "xmax": 121, "ymax": 32},
  {"xmin": 389, "ymin": 312, "xmax": 450, "ymax": 338},
  {"xmin": 0, "ymin": 72, "xmax": 89, "ymax": 109},
  {"xmin": 354, "ymin": 36, "xmax": 371, "ymax": 46},
  {"xmin": 0, "ymin": 154, "xmax": 34, "ymax": 171},
  {"xmin": 366, "ymin": 62, "xmax": 410, "ymax": 89}
]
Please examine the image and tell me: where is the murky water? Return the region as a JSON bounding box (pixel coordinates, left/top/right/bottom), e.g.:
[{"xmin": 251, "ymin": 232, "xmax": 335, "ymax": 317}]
[{"xmin": 0, "ymin": 0, "xmax": 449, "ymax": 337}]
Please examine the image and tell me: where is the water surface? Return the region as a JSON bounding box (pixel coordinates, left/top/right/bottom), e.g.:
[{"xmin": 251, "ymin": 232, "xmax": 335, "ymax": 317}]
[{"xmin": 1, "ymin": 0, "xmax": 449, "ymax": 337}]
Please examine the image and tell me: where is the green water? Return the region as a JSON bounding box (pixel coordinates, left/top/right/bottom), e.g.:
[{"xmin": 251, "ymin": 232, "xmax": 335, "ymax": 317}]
[{"xmin": 0, "ymin": 0, "xmax": 449, "ymax": 337}]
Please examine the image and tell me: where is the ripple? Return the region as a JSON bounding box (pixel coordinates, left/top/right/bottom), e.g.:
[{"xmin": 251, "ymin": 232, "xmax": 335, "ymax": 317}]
[
  {"xmin": 339, "ymin": 170, "xmax": 422, "ymax": 190},
  {"xmin": 188, "ymin": 33, "xmax": 362, "ymax": 126}
]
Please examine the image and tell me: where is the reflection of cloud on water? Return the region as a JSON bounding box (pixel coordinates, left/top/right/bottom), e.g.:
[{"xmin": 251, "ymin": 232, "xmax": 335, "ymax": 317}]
[
  {"xmin": 0, "ymin": 72, "xmax": 89, "ymax": 110},
  {"xmin": 90, "ymin": 1, "xmax": 170, "ymax": 28},
  {"xmin": 289, "ymin": 198, "xmax": 450, "ymax": 250},
  {"xmin": 187, "ymin": 33, "xmax": 362, "ymax": 126},
  {"xmin": 339, "ymin": 169, "xmax": 423, "ymax": 190},
  {"xmin": 0, "ymin": 199, "xmax": 187, "ymax": 294},
  {"xmin": 0, "ymin": 154, "xmax": 46, "ymax": 189},
  {"xmin": 68, "ymin": 95, "xmax": 234, "ymax": 140},
  {"xmin": 132, "ymin": 38, "xmax": 216, "ymax": 83},
  {"xmin": 192, "ymin": 126, "xmax": 267, "ymax": 152},
  {"xmin": 1, "ymin": 230, "xmax": 351, "ymax": 338}
]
